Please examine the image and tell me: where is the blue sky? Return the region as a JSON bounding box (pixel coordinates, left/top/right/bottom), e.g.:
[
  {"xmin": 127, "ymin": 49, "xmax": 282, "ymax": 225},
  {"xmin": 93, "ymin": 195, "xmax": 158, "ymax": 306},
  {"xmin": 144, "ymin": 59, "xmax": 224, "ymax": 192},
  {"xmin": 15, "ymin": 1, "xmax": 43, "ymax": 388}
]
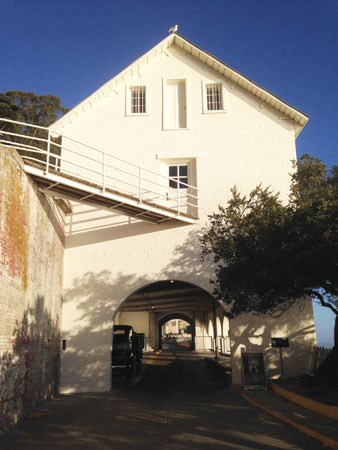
[{"xmin": 1, "ymin": 0, "xmax": 337, "ymax": 347}]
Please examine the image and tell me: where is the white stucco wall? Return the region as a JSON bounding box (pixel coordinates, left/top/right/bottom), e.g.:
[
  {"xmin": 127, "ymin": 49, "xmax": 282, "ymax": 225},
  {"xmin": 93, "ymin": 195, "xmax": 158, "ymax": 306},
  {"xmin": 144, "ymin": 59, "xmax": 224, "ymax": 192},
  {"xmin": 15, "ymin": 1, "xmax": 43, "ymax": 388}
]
[
  {"xmin": 58, "ymin": 43, "xmax": 315, "ymax": 392},
  {"xmin": 230, "ymin": 300, "xmax": 316, "ymax": 384}
]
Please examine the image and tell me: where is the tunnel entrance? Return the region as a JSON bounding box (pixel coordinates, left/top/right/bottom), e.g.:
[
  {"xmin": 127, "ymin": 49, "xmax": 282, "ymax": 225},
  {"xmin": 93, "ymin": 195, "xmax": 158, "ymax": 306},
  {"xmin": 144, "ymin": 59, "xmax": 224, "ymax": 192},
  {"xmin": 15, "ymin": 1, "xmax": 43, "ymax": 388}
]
[
  {"xmin": 112, "ymin": 280, "xmax": 231, "ymax": 387},
  {"xmin": 159, "ymin": 313, "xmax": 195, "ymax": 351},
  {"xmin": 115, "ymin": 279, "xmax": 230, "ymax": 355}
]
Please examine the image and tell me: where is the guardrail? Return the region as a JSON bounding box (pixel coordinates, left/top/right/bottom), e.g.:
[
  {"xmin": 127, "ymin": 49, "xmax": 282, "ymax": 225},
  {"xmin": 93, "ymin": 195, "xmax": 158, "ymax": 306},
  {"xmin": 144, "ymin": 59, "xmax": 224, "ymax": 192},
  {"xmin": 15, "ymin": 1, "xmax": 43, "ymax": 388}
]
[
  {"xmin": 0, "ymin": 118, "xmax": 199, "ymax": 217},
  {"xmin": 194, "ymin": 336, "xmax": 231, "ymax": 354}
]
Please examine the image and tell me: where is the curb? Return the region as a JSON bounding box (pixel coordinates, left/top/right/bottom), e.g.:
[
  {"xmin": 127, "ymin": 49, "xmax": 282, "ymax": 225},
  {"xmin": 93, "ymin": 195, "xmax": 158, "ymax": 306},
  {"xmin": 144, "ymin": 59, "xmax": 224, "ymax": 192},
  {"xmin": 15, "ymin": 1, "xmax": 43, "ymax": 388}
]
[
  {"xmin": 233, "ymin": 386, "xmax": 338, "ymax": 450},
  {"xmin": 269, "ymin": 381, "xmax": 338, "ymax": 421}
]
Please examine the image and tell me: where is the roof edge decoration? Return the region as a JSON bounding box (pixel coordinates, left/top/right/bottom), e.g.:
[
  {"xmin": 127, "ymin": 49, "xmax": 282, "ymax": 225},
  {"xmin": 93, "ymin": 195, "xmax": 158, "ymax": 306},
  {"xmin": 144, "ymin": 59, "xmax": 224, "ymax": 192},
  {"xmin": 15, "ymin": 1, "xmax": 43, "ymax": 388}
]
[{"xmin": 50, "ymin": 33, "xmax": 309, "ymax": 137}]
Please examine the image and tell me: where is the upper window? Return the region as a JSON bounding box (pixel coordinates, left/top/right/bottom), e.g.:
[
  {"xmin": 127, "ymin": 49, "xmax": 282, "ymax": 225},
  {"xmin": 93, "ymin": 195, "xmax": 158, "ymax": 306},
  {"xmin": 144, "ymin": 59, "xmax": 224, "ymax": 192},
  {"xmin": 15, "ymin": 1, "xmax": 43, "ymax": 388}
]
[
  {"xmin": 202, "ymin": 81, "xmax": 227, "ymax": 113},
  {"xmin": 206, "ymin": 83, "xmax": 223, "ymax": 111},
  {"xmin": 130, "ymin": 86, "xmax": 146, "ymax": 114},
  {"xmin": 169, "ymin": 164, "xmax": 188, "ymax": 189},
  {"xmin": 125, "ymin": 83, "xmax": 148, "ymax": 116}
]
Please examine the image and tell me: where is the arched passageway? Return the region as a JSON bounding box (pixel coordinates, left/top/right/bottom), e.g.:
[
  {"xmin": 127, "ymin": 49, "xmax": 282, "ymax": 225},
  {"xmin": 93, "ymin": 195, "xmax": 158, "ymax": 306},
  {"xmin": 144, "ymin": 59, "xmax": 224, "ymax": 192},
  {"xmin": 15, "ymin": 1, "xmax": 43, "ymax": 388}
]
[
  {"xmin": 114, "ymin": 280, "xmax": 230, "ymax": 354},
  {"xmin": 158, "ymin": 312, "xmax": 195, "ymax": 351}
]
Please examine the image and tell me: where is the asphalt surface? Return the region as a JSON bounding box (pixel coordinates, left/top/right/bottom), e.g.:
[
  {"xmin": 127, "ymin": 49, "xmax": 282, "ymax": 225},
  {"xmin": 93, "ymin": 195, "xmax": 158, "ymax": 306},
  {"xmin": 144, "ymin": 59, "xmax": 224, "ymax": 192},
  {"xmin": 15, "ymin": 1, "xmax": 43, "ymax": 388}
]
[{"xmin": 0, "ymin": 355, "xmax": 327, "ymax": 449}]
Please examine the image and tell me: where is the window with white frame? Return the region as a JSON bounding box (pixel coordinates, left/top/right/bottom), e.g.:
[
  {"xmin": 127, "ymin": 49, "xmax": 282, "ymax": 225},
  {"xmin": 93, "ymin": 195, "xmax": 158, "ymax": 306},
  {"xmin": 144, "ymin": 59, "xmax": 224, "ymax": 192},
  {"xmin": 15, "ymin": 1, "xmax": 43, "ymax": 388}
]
[
  {"xmin": 130, "ymin": 86, "xmax": 146, "ymax": 114},
  {"xmin": 206, "ymin": 83, "xmax": 223, "ymax": 111},
  {"xmin": 169, "ymin": 164, "xmax": 188, "ymax": 189},
  {"xmin": 160, "ymin": 158, "xmax": 198, "ymax": 217}
]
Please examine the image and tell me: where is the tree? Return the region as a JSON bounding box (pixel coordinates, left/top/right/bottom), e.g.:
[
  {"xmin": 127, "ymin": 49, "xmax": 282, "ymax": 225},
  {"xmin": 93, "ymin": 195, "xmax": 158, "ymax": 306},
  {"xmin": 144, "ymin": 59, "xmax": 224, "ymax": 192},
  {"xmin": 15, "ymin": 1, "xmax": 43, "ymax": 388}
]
[
  {"xmin": 0, "ymin": 93, "xmax": 19, "ymax": 135},
  {"xmin": 0, "ymin": 93, "xmax": 19, "ymax": 121},
  {"xmin": 0, "ymin": 91, "xmax": 69, "ymax": 164},
  {"xmin": 3, "ymin": 91, "xmax": 69, "ymax": 127},
  {"xmin": 201, "ymin": 154, "xmax": 338, "ymax": 383}
]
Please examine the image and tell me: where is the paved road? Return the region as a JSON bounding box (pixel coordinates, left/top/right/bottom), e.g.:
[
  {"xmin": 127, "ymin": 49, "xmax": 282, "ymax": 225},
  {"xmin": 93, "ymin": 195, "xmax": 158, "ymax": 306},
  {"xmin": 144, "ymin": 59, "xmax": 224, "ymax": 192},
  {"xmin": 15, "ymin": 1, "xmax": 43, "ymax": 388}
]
[{"xmin": 0, "ymin": 356, "xmax": 326, "ymax": 449}]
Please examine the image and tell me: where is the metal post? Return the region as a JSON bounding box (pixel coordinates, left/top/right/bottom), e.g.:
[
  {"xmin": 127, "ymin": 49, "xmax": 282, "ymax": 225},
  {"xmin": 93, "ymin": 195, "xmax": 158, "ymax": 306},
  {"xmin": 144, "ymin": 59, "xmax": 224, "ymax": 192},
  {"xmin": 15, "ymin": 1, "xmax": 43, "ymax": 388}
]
[
  {"xmin": 102, "ymin": 152, "xmax": 106, "ymax": 192},
  {"xmin": 279, "ymin": 347, "xmax": 284, "ymax": 378},
  {"xmin": 138, "ymin": 166, "xmax": 142, "ymax": 202},
  {"xmin": 176, "ymin": 186, "xmax": 180, "ymax": 214},
  {"xmin": 46, "ymin": 129, "xmax": 51, "ymax": 174}
]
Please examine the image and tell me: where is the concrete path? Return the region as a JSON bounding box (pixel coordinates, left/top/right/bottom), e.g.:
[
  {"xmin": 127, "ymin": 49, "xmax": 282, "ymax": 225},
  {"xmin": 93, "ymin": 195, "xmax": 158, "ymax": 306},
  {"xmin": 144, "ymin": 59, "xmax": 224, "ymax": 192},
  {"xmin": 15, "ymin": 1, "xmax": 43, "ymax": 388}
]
[
  {"xmin": 0, "ymin": 355, "xmax": 327, "ymax": 449},
  {"xmin": 235, "ymin": 385, "xmax": 338, "ymax": 449}
]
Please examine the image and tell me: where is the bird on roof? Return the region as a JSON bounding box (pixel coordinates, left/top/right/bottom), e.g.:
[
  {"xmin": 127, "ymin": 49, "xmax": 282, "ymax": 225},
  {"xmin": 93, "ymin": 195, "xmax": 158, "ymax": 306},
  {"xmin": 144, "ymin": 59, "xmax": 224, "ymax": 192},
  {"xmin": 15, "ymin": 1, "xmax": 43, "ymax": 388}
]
[{"xmin": 168, "ymin": 25, "xmax": 178, "ymax": 33}]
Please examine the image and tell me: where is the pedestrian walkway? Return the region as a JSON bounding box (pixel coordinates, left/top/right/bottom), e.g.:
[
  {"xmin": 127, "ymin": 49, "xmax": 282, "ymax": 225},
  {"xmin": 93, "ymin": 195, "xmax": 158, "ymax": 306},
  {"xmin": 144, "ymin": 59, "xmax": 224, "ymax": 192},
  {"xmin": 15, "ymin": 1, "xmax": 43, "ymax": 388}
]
[
  {"xmin": 0, "ymin": 355, "xmax": 332, "ymax": 450},
  {"xmin": 234, "ymin": 385, "xmax": 338, "ymax": 450}
]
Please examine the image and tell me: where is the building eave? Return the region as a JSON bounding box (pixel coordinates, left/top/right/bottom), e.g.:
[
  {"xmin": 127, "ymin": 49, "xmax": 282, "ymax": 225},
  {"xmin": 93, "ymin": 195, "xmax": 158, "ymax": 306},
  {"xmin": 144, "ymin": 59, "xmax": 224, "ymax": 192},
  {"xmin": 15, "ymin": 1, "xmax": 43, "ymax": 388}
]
[{"xmin": 173, "ymin": 34, "xmax": 309, "ymax": 136}]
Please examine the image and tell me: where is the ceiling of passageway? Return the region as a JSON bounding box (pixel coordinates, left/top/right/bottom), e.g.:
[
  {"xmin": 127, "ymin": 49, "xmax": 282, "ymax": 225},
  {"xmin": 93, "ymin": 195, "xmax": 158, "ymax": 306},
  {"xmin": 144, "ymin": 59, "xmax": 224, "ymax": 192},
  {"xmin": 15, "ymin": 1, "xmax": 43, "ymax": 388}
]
[{"xmin": 120, "ymin": 281, "xmax": 214, "ymax": 313}]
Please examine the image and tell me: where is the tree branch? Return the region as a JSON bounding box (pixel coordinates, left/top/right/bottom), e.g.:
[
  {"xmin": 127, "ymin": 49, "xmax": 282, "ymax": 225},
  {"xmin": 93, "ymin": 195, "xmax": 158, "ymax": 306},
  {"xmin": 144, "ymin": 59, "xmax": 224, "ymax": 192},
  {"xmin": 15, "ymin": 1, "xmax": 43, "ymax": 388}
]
[{"xmin": 306, "ymin": 289, "xmax": 338, "ymax": 315}]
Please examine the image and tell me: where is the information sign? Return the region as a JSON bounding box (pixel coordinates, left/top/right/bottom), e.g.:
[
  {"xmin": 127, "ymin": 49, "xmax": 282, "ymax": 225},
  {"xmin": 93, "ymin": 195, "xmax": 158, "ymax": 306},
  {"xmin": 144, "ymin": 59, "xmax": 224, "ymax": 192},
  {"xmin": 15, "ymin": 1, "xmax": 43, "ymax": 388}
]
[
  {"xmin": 271, "ymin": 337, "xmax": 289, "ymax": 348},
  {"xmin": 241, "ymin": 351, "xmax": 267, "ymax": 389}
]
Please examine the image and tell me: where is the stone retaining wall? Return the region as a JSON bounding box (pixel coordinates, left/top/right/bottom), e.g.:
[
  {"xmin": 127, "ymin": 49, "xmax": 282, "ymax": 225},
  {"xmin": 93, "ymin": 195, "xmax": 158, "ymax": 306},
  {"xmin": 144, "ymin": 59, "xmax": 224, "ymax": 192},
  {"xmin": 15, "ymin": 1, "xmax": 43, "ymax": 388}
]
[{"xmin": 0, "ymin": 147, "xmax": 65, "ymax": 433}]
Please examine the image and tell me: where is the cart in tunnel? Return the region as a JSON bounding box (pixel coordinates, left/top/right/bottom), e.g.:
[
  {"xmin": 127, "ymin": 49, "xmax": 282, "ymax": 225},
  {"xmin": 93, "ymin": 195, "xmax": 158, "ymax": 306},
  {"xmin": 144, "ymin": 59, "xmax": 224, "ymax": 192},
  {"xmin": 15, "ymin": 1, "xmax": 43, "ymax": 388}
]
[{"xmin": 112, "ymin": 325, "xmax": 145, "ymax": 378}]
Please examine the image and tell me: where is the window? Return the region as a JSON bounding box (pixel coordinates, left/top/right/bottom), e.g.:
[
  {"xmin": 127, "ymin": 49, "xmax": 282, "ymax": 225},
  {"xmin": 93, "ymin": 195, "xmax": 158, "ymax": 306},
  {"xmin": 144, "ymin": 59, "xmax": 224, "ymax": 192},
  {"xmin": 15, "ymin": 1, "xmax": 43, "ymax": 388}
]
[
  {"xmin": 206, "ymin": 83, "xmax": 223, "ymax": 111},
  {"xmin": 169, "ymin": 164, "xmax": 188, "ymax": 189},
  {"xmin": 130, "ymin": 86, "xmax": 146, "ymax": 114},
  {"xmin": 160, "ymin": 158, "xmax": 198, "ymax": 217}
]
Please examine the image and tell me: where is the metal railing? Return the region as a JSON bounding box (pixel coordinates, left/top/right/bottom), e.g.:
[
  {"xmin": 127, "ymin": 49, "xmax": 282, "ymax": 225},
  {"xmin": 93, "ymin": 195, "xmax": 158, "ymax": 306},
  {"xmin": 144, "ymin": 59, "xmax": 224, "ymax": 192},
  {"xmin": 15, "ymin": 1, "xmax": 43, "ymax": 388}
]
[
  {"xmin": 194, "ymin": 335, "xmax": 231, "ymax": 354},
  {"xmin": 0, "ymin": 118, "xmax": 199, "ymax": 217}
]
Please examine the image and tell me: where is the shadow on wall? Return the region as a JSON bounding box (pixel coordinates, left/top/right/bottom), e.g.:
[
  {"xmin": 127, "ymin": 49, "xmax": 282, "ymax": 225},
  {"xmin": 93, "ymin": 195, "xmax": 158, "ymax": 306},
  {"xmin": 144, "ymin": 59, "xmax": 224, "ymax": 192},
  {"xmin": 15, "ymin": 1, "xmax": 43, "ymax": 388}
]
[
  {"xmin": 65, "ymin": 205, "xmax": 185, "ymax": 249},
  {"xmin": 0, "ymin": 295, "xmax": 61, "ymax": 432},
  {"xmin": 230, "ymin": 302, "xmax": 316, "ymax": 382},
  {"xmin": 61, "ymin": 228, "xmax": 212, "ymax": 392},
  {"xmin": 162, "ymin": 228, "xmax": 212, "ymax": 291},
  {"xmin": 167, "ymin": 230, "xmax": 316, "ymax": 379},
  {"xmin": 61, "ymin": 270, "xmax": 152, "ymax": 392},
  {"xmin": 61, "ymin": 227, "xmax": 315, "ymax": 391}
]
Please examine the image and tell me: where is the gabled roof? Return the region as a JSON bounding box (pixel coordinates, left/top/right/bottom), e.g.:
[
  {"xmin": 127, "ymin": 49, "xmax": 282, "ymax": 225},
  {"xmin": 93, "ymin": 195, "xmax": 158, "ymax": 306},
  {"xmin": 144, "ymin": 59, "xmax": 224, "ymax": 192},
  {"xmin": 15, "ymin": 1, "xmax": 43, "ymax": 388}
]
[{"xmin": 51, "ymin": 33, "xmax": 308, "ymax": 137}]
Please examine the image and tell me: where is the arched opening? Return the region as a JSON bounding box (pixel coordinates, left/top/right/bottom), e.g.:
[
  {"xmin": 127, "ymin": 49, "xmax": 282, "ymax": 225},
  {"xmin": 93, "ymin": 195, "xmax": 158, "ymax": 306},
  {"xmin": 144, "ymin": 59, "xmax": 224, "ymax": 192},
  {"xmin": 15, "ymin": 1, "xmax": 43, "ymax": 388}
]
[
  {"xmin": 158, "ymin": 312, "xmax": 195, "ymax": 351},
  {"xmin": 115, "ymin": 280, "xmax": 217, "ymax": 353},
  {"xmin": 110, "ymin": 279, "xmax": 233, "ymax": 387},
  {"xmin": 208, "ymin": 319, "xmax": 214, "ymax": 338},
  {"xmin": 216, "ymin": 316, "xmax": 222, "ymax": 336}
]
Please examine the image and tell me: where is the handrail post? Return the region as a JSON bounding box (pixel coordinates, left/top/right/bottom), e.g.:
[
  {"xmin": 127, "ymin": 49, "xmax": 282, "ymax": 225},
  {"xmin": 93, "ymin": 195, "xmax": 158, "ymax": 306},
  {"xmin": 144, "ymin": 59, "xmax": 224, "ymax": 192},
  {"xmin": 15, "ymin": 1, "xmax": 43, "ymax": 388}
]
[
  {"xmin": 176, "ymin": 186, "xmax": 180, "ymax": 215},
  {"xmin": 138, "ymin": 166, "xmax": 142, "ymax": 202},
  {"xmin": 102, "ymin": 152, "xmax": 106, "ymax": 192},
  {"xmin": 46, "ymin": 129, "xmax": 51, "ymax": 174}
]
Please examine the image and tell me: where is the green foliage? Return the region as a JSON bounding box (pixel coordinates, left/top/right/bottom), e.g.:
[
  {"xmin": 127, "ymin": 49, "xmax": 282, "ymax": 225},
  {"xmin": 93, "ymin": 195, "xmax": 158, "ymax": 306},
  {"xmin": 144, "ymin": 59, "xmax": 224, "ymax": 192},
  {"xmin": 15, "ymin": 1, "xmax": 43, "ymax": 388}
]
[
  {"xmin": 4, "ymin": 91, "xmax": 69, "ymax": 126},
  {"xmin": 0, "ymin": 93, "xmax": 19, "ymax": 121},
  {"xmin": 201, "ymin": 154, "xmax": 338, "ymax": 322}
]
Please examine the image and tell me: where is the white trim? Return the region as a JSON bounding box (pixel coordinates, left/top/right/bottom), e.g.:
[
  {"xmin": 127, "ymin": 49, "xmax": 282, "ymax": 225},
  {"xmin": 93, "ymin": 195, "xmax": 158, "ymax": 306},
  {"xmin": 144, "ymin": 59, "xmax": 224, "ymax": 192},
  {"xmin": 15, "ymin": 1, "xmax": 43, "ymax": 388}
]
[{"xmin": 160, "ymin": 158, "xmax": 195, "ymax": 188}]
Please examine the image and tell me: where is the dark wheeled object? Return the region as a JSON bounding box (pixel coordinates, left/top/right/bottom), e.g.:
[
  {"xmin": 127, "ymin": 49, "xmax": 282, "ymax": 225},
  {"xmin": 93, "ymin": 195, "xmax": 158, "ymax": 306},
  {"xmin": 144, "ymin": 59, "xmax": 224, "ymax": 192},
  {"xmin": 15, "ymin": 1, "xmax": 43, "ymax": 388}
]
[{"xmin": 112, "ymin": 325, "xmax": 145, "ymax": 378}]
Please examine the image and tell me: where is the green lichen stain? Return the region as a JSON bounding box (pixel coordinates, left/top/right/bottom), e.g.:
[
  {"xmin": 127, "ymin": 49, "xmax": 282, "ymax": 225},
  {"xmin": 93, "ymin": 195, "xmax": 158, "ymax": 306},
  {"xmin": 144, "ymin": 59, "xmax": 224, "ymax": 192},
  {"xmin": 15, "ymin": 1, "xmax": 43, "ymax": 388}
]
[{"xmin": 1, "ymin": 150, "xmax": 29, "ymax": 290}]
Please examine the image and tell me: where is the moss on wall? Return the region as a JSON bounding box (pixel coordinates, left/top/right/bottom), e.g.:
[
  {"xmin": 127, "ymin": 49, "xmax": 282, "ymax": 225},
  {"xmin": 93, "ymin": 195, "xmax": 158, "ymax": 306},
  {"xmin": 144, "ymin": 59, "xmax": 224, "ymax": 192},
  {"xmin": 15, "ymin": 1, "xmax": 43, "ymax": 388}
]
[
  {"xmin": 0, "ymin": 150, "xmax": 28, "ymax": 290},
  {"xmin": 0, "ymin": 147, "xmax": 64, "ymax": 433}
]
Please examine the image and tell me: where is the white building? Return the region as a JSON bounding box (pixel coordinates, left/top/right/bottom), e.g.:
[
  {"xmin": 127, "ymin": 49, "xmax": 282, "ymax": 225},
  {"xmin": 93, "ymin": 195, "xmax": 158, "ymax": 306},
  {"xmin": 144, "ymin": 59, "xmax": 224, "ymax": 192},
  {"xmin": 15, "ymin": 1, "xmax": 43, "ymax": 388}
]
[{"xmin": 47, "ymin": 32, "xmax": 315, "ymax": 392}]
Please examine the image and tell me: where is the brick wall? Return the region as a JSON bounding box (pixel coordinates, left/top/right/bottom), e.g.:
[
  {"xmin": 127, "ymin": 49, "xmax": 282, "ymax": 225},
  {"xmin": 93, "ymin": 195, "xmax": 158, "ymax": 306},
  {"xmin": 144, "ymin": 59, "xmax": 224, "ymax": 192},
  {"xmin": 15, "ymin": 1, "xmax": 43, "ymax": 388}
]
[{"xmin": 0, "ymin": 147, "xmax": 65, "ymax": 433}]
